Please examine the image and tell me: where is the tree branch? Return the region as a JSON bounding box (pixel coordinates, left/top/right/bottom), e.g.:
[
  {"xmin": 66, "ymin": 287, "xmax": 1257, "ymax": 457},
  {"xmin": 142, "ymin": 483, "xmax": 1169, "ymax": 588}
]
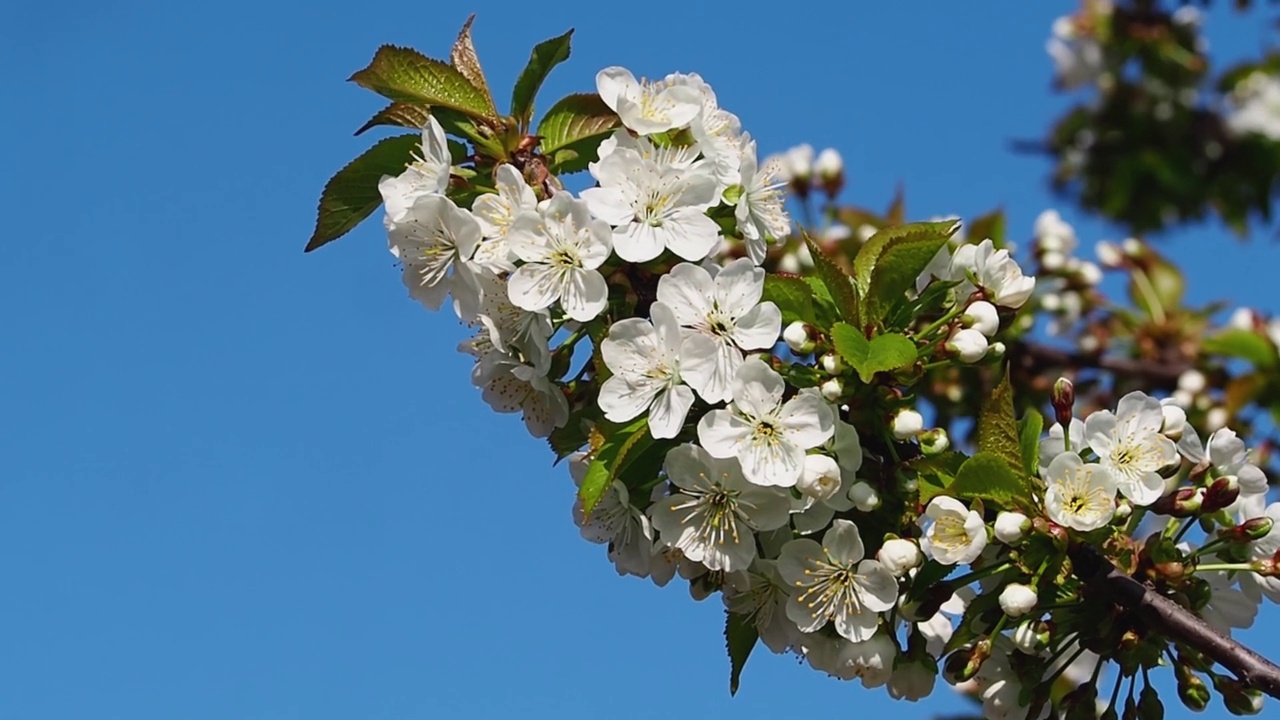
[
  {"xmin": 1011, "ymin": 341, "xmax": 1191, "ymax": 386},
  {"xmin": 1075, "ymin": 546, "xmax": 1280, "ymax": 698}
]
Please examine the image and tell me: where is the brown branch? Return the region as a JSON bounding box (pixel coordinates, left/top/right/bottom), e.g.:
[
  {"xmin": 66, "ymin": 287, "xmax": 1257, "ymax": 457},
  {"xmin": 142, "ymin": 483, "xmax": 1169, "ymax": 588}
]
[
  {"xmin": 1074, "ymin": 546, "xmax": 1280, "ymax": 698},
  {"xmin": 1010, "ymin": 341, "xmax": 1191, "ymax": 386}
]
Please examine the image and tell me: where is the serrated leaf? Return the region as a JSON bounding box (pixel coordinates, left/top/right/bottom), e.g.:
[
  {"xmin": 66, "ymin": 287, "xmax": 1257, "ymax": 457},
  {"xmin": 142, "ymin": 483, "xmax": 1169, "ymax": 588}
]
[
  {"xmin": 450, "ymin": 14, "xmax": 497, "ymax": 117},
  {"xmin": 803, "ymin": 277, "xmax": 839, "ymax": 328},
  {"xmin": 762, "ymin": 274, "xmax": 816, "ymax": 327},
  {"xmin": 805, "ymin": 235, "xmax": 858, "ymax": 322},
  {"xmin": 305, "ymin": 133, "xmax": 420, "ymax": 252},
  {"xmin": 725, "ymin": 611, "xmax": 758, "ymax": 696},
  {"xmin": 1204, "ymin": 329, "xmax": 1278, "ymax": 368},
  {"xmin": 511, "ymin": 29, "xmax": 573, "ymax": 126},
  {"xmin": 577, "ymin": 416, "xmax": 651, "ymax": 517},
  {"xmin": 349, "ymin": 45, "xmax": 496, "ymax": 120},
  {"xmin": 905, "ymin": 559, "xmax": 952, "ymax": 603},
  {"xmin": 354, "ymin": 102, "xmax": 433, "ymax": 136},
  {"xmin": 831, "ymin": 324, "xmax": 917, "ymax": 383},
  {"xmin": 949, "ymin": 452, "xmax": 1029, "ymax": 510},
  {"xmin": 965, "ymin": 209, "xmax": 1006, "ymax": 246},
  {"xmin": 907, "ymin": 452, "xmax": 967, "ymax": 506},
  {"xmin": 853, "ymin": 220, "xmax": 959, "ymax": 325},
  {"xmin": 977, "ymin": 367, "xmax": 1022, "ymax": 472},
  {"xmin": 1018, "ymin": 410, "xmax": 1045, "ymax": 477},
  {"xmin": 537, "ymin": 93, "xmax": 620, "ymax": 174}
]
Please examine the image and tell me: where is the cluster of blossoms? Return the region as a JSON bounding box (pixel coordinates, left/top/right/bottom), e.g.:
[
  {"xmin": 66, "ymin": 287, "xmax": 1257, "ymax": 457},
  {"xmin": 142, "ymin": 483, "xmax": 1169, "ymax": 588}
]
[{"xmin": 326, "ymin": 25, "xmax": 1280, "ymax": 712}]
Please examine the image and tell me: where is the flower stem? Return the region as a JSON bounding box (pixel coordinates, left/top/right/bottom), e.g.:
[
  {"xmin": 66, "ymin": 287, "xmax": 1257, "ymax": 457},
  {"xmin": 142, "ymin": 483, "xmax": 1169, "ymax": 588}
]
[
  {"xmin": 1193, "ymin": 563, "xmax": 1257, "ymax": 574},
  {"xmin": 918, "ymin": 304, "xmax": 965, "ymax": 342},
  {"xmin": 946, "ymin": 560, "xmax": 1013, "ymax": 588},
  {"xmin": 1130, "ymin": 266, "xmax": 1167, "ymax": 325}
]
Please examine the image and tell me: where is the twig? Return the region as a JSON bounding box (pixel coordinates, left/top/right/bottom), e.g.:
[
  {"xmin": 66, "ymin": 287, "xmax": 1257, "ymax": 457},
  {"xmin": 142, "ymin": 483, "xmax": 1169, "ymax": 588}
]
[
  {"xmin": 1073, "ymin": 546, "xmax": 1280, "ymax": 698},
  {"xmin": 1010, "ymin": 341, "xmax": 1190, "ymax": 386}
]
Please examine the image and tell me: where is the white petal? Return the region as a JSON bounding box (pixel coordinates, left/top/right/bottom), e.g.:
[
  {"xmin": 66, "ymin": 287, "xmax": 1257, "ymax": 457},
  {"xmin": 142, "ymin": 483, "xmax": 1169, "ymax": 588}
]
[
  {"xmin": 506, "ymin": 263, "xmax": 561, "ymax": 312},
  {"xmin": 731, "ymin": 358, "xmax": 785, "ymax": 416},
  {"xmin": 559, "ymin": 268, "xmax": 608, "ymax": 322},
  {"xmin": 714, "ymin": 257, "xmax": 766, "ymax": 317},
  {"xmin": 822, "ymin": 519, "xmax": 865, "ymax": 565},
  {"xmin": 655, "ymin": 263, "xmax": 715, "ymax": 326},
  {"xmin": 854, "ymin": 560, "xmax": 899, "ymax": 612},
  {"xmin": 598, "ymin": 376, "xmax": 658, "ymax": 424},
  {"xmin": 649, "ymin": 386, "xmax": 694, "ymax": 439},
  {"xmin": 731, "ymin": 302, "xmax": 782, "ymax": 351},
  {"xmin": 660, "ymin": 208, "xmax": 721, "ymax": 261},
  {"xmin": 778, "ymin": 390, "xmax": 835, "ymax": 449},
  {"xmin": 697, "ymin": 409, "xmax": 753, "ymax": 459},
  {"xmin": 613, "ymin": 223, "xmax": 666, "ymax": 263}
]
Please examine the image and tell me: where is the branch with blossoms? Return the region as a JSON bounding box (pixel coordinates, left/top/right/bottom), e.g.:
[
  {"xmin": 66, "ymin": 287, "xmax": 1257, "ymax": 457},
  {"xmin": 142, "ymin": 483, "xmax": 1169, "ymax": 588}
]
[{"xmin": 307, "ymin": 17, "xmax": 1280, "ymax": 720}]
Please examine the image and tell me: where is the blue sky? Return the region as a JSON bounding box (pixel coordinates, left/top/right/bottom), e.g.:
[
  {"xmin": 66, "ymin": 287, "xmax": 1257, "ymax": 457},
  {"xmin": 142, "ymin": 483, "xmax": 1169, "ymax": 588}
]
[{"xmin": 3, "ymin": 2, "xmax": 1279, "ymax": 719}]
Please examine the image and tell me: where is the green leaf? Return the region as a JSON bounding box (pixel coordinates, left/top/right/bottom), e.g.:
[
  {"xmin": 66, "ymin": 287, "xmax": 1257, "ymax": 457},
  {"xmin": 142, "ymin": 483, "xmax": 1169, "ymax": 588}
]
[
  {"xmin": 830, "ymin": 324, "xmax": 917, "ymax": 383},
  {"xmin": 949, "ymin": 452, "xmax": 1028, "ymax": 510},
  {"xmin": 852, "ymin": 220, "xmax": 959, "ymax": 325},
  {"xmin": 976, "ymin": 367, "xmax": 1022, "ymax": 472},
  {"xmin": 805, "ymin": 235, "xmax": 859, "ymax": 322},
  {"xmin": 1204, "ymin": 329, "xmax": 1278, "ymax": 369},
  {"xmin": 354, "ymin": 102, "xmax": 433, "ymax": 136},
  {"xmin": 305, "ymin": 133, "xmax": 420, "ymax": 252},
  {"xmin": 725, "ymin": 611, "xmax": 758, "ymax": 696},
  {"xmin": 906, "ymin": 452, "xmax": 967, "ymax": 506},
  {"xmin": 761, "ymin": 274, "xmax": 816, "ymax": 327},
  {"xmin": 1018, "ymin": 410, "xmax": 1045, "ymax": 477},
  {"xmin": 803, "ymin": 277, "xmax": 839, "ymax": 328},
  {"xmin": 449, "ymin": 14, "xmax": 498, "ymax": 117},
  {"xmin": 577, "ymin": 416, "xmax": 652, "ymax": 517},
  {"xmin": 965, "ymin": 209, "xmax": 1006, "ymax": 247},
  {"xmin": 537, "ymin": 93, "xmax": 621, "ymax": 173},
  {"xmin": 349, "ymin": 45, "xmax": 497, "ymax": 120},
  {"xmin": 511, "ymin": 29, "xmax": 573, "ymax": 126}
]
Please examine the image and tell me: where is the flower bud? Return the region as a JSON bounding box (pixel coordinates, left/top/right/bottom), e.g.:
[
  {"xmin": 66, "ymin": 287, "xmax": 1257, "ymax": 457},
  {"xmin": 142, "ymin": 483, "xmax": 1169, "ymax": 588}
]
[
  {"xmin": 919, "ymin": 428, "xmax": 950, "ymax": 455},
  {"xmin": 820, "ymin": 352, "xmax": 844, "ymax": 375},
  {"xmin": 1138, "ymin": 684, "xmax": 1165, "ymax": 720},
  {"xmin": 814, "ymin": 147, "xmax": 844, "ymax": 198},
  {"xmin": 1202, "ymin": 474, "xmax": 1240, "ymax": 514},
  {"xmin": 820, "ymin": 377, "xmax": 843, "ymax": 402},
  {"xmin": 1178, "ymin": 369, "xmax": 1207, "ymax": 395},
  {"xmin": 1096, "ymin": 240, "xmax": 1124, "ymax": 268},
  {"xmin": 1153, "ymin": 487, "xmax": 1204, "ymax": 518},
  {"xmin": 1206, "ymin": 407, "xmax": 1228, "ymax": 432},
  {"xmin": 994, "ymin": 511, "xmax": 1031, "ymax": 544},
  {"xmin": 1012, "ymin": 619, "xmax": 1048, "ymax": 654},
  {"xmin": 998, "ymin": 583, "xmax": 1038, "ymax": 617},
  {"xmin": 848, "ymin": 481, "xmax": 881, "ymax": 511},
  {"xmin": 1077, "ymin": 260, "xmax": 1102, "ymax": 286},
  {"xmin": 797, "ymin": 454, "xmax": 843, "ymax": 502},
  {"xmin": 1041, "ymin": 250, "xmax": 1067, "ymax": 271},
  {"xmin": 1122, "ymin": 237, "xmax": 1145, "ymax": 258},
  {"xmin": 1176, "ymin": 665, "xmax": 1210, "ymax": 712},
  {"xmin": 783, "ymin": 321, "xmax": 816, "ymax": 355},
  {"xmin": 1052, "ymin": 378, "xmax": 1075, "ymax": 427},
  {"xmin": 877, "ymin": 538, "xmax": 922, "ymax": 578},
  {"xmin": 892, "ymin": 409, "xmax": 925, "ymax": 440},
  {"xmin": 1231, "ymin": 517, "xmax": 1275, "ymax": 543},
  {"xmin": 946, "ymin": 328, "xmax": 989, "ymax": 363},
  {"xmin": 986, "ymin": 341, "xmax": 1006, "ymax": 361},
  {"xmin": 782, "ymin": 144, "xmax": 814, "ymax": 196},
  {"xmin": 1160, "ymin": 400, "xmax": 1186, "ymax": 441},
  {"xmin": 1228, "ymin": 307, "xmax": 1258, "ymax": 331},
  {"xmin": 777, "ymin": 251, "xmax": 802, "ymax": 274},
  {"xmin": 962, "ymin": 300, "xmax": 1000, "ymax": 337},
  {"xmin": 1214, "ymin": 675, "xmax": 1264, "ymax": 716}
]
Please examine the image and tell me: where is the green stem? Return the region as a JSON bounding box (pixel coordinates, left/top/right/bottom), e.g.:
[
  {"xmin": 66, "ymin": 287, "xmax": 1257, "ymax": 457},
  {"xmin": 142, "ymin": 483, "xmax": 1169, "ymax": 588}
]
[
  {"xmin": 1124, "ymin": 506, "xmax": 1148, "ymax": 537},
  {"xmin": 1193, "ymin": 563, "xmax": 1257, "ymax": 574},
  {"xmin": 1173, "ymin": 517, "xmax": 1197, "ymax": 544},
  {"xmin": 918, "ymin": 304, "xmax": 966, "ymax": 342},
  {"xmin": 947, "ymin": 560, "xmax": 1013, "ymax": 589}
]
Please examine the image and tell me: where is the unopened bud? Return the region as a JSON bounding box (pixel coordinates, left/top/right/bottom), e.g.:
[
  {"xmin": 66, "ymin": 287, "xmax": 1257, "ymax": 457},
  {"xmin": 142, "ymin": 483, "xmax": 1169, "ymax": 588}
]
[
  {"xmin": 985, "ymin": 341, "xmax": 1006, "ymax": 361},
  {"xmin": 1178, "ymin": 369, "xmax": 1207, "ymax": 395},
  {"xmin": 919, "ymin": 428, "xmax": 950, "ymax": 455},
  {"xmin": 1176, "ymin": 664, "xmax": 1210, "ymax": 711},
  {"xmin": 783, "ymin": 321, "xmax": 816, "ymax": 355},
  {"xmin": 994, "ymin": 511, "xmax": 1030, "ymax": 544},
  {"xmin": 962, "ymin": 300, "xmax": 1000, "ymax": 337},
  {"xmin": 1112, "ymin": 500, "xmax": 1133, "ymax": 524},
  {"xmin": 820, "ymin": 377, "xmax": 843, "ymax": 402},
  {"xmin": 798, "ymin": 454, "xmax": 842, "ymax": 501},
  {"xmin": 814, "ymin": 147, "xmax": 844, "ymax": 198},
  {"xmin": 1012, "ymin": 619, "xmax": 1049, "ymax": 654},
  {"xmin": 891, "ymin": 409, "xmax": 925, "ymax": 440},
  {"xmin": 999, "ymin": 583, "xmax": 1038, "ymax": 617},
  {"xmin": 945, "ymin": 639, "xmax": 991, "ymax": 684},
  {"xmin": 819, "ymin": 352, "xmax": 844, "ymax": 375},
  {"xmin": 848, "ymin": 481, "xmax": 881, "ymax": 512},
  {"xmin": 1138, "ymin": 684, "xmax": 1164, "ymax": 720},
  {"xmin": 1214, "ymin": 675, "xmax": 1265, "ymax": 716},
  {"xmin": 1096, "ymin": 240, "xmax": 1124, "ymax": 268},
  {"xmin": 877, "ymin": 538, "xmax": 922, "ymax": 578},
  {"xmin": 1202, "ymin": 475, "xmax": 1240, "ymax": 513},
  {"xmin": 1052, "ymin": 378, "xmax": 1075, "ymax": 427},
  {"xmin": 1152, "ymin": 487, "xmax": 1204, "ymax": 518},
  {"xmin": 1077, "ymin": 260, "xmax": 1102, "ymax": 286},
  {"xmin": 946, "ymin": 328, "xmax": 989, "ymax": 363},
  {"xmin": 1122, "ymin": 237, "xmax": 1145, "ymax": 258},
  {"xmin": 1231, "ymin": 517, "xmax": 1275, "ymax": 543}
]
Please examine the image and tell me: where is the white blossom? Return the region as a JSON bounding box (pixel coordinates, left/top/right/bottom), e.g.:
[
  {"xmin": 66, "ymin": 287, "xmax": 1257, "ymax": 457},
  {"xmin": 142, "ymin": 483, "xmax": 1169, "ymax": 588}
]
[
  {"xmin": 1047, "ymin": 16, "xmax": 1104, "ymax": 90},
  {"xmin": 963, "ymin": 300, "xmax": 1000, "ymax": 337},
  {"xmin": 949, "ymin": 239, "xmax": 1037, "ymax": 309},
  {"xmin": 994, "ymin": 511, "xmax": 1030, "ymax": 544},
  {"xmin": 656, "ymin": 259, "xmax": 782, "ymax": 403},
  {"xmin": 469, "ymin": 163, "xmax": 537, "ymax": 273},
  {"xmin": 1200, "ymin": 571, "xmax": 1259, "ymax": 635},
  {"xmin": 735, "ymin": 136, "xmax": 791, "ymax": 264},
  {"xmin": 877, "ymin": 539, "xmax": 922, "ymax": 578},
  {"xmin": 888, "ymin": 658, "xmax": 936, "ymax": 701},
  {"xmin": 649, "ymin": 444, "xmax": 790, "ymax": 572},
  {"xmin": 779, "ymin": 520, "xmax": 898, "ymax": 642},
  {"xmin": 1043, "ymin": 452, "xmax": 1118, "ymax": 531},
  {"xmin": 1225, "ymin": 72, "xmax": 1280, "ymax": 141},
  {"xmin": 595, "ymin": 66, "xmax": 702, "ymax": 135},
  {"xmin": 387, "ymin": 193, "xmax": 482, "ymax": 316},
  {"xmin": 697, "ymin": 358, "xmax": 834, "ymax": 487},
  {"xmin": 480, "ymin": 358, "xmax": 569, "ymax": 438},
  {"xmin": 891, "ymin": 409, "xmax": 925, "ymax": 440},
  {"xmin": 814, "ymin": 147, "xmax": 843, "ymax": 182},
  {"xmin": 796, "ymin": 454, "xmax": 843, "ymax": 502},
  {"xmin": 848, "ymin": 482, "xmax": 880, "ymax": 512},
  {"xmin": 377, "ymin": 115, "xmax": 451, "ymax": 223},
  {"xmin": 723, "ymin": 560, "xmax": 796, "ymax": 653},
  {"xmin": 919, "ymin": 496, "xmax": 987, "ymax": 565},
  {"xmin": 1084, "ymin": 391, "xmax": 1177, "ymax": 505},
  {"xmin": 570, "ymin": 455, "xmax": 654, "ymax": 577},
  {"xmin": 581, "ymin": 147, "xmax": 720, "ymax": 263},
  {"xmin": 1178, "ymin": 426, "xmax": 1269, "ymax": 499},
  {"xmin": 598, "ymin": 302, "xmax": 712, "ymax": 438},
  {"xmin": 506, "ymin": 193, "xmax": 612, "ymax": 322},
  {"xmin": 946, "ymin": 327, "xmax": 989, "ymax": 363}
]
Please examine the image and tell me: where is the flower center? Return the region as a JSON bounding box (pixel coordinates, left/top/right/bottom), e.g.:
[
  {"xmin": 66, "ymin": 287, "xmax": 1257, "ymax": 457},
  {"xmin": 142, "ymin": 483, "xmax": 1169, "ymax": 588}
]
[
  {"xmin": 549, "ymin": 246, "xmax": 581, "ymax": 269},
  {"xmin": 932, "ymin": 516, "xmax": 971, "ymax": 550},
  {"xmin": 795, "ymin": 557, "xmax": 862, "ymax": 623},
  {"xmin": 673, "ymin": 486, "xmax": 745, "ymax": 547}
]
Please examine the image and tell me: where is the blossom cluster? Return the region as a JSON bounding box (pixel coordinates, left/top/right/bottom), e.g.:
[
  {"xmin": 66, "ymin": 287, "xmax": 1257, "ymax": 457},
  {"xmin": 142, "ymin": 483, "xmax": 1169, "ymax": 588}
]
[{"xmin": 364, "ymin": 55, "xmax": 1280, "ymax": 717}]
